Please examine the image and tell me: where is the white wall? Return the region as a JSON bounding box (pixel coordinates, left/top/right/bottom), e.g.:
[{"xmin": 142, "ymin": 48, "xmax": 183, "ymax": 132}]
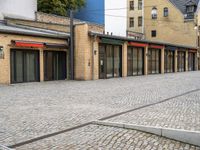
[
  {"xmin": 105, "ymin": 0, "xmax": 127, "ymax": 36},
  {"xmin": 0, "ymin": 0, "xmax": 37, "ymax": 20}
]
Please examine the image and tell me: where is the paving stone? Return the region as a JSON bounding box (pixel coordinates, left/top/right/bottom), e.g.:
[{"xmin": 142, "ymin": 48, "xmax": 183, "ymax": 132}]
[
  {"xmin": 0, "ymin": 72, "xmax": 200, "ymax": 147},
  {"xmin": 16, "ymin": 125, "xmax": 200, "ymax": 150},
  {"xmin": 107, "ymin": 90, "xmax": 200, "ymax": 131}
]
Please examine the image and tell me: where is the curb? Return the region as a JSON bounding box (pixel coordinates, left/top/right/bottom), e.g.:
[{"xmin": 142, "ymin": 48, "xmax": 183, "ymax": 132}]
[
  {"xmin": 93, "ymin": 120, "xmax": 200, "ymax": 147},
  {"xmin": 0, "ymin": 144, "xmax": 14, "ymax": 150}
]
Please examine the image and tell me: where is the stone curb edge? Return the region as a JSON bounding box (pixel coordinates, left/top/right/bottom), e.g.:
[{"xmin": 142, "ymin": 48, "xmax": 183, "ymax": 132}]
[
  {"xmin": 92, "ymin": 120, "xmax": 200, "ymax": 147},
  {"xmin": 0, "ymin": 144, "xmax": 14, "ymax": 150}
]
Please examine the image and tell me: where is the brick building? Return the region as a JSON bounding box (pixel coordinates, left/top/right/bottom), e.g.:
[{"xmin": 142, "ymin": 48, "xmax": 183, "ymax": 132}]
[{"xmin": 0, "ymin": 11, "xmax": 198, "ymax": 84}]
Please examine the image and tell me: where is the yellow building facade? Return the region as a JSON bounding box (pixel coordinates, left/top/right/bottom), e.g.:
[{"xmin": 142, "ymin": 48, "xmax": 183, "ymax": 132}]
[
  {"xmin": 127, "ymin": 0, "xmax": 144, "ymax": 39},
  {"xmin": 143, "ymin": 0, "xmax": 198, "ymax": 47}
]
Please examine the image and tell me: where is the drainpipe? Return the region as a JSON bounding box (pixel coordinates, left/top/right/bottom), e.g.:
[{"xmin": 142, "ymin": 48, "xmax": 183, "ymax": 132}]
[
  {"xmin": 92, "ymin": 35, "xmax": 97, "ymax": 80},
  {"xmin": 70, "ymin": 10, "xmax": 74, "ymax": 80},
  {"xmin": 142, "ymin": 0, "xmax": 145, "ymax": 39}
]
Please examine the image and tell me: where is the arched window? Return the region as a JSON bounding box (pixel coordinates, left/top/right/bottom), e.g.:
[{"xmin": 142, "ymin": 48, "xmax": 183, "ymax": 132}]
[
  {"xmin": 164, "ymin": 7, "xmax": 169, "ymax": 17},
  {"xmin": 151, "ymin": 7, "xmax": 157, "ymax": 19}
]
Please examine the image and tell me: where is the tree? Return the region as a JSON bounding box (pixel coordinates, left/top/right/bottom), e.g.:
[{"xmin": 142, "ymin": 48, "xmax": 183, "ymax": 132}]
[{"xmin": 38, "ymin": 0, "xmax": 85, "ymax": 16}]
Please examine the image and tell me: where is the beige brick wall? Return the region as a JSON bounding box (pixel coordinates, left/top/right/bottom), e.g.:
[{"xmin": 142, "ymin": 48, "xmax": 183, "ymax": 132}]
[
  {"xmin": 74, "ymin": 24, "xmax": 93, "ymax": 80},
  {"xmin": 144, "ymin": 0, "xmax": 197, "ymax": 47},
  {"xmin": 161, "ymin": 47, "xmax": 165, "ymax": 74},
  {"xmin": 122, "ymin": 42, "xmax": 128, "ymax": 77},
  {"xmin": 0, "ymin": 33, "xmax": 68, "ymax": 84},
  {"xmin": 36, "ymin": 12, "xmax": 104, "ymax": 33},
  {"xmin": 185, "ymin": 50, "xmax": 189, "ymax": 71},
  {"xmin": 144, "ymin": 46, "xmax": 148, "ymax": 75},
  {"xmin": 93, "ymin": 39, "xmax": 99, "ymax": 80},
  {"xmin": 5, "ymin": 13, "xmax": 104, "ymax": 34}
]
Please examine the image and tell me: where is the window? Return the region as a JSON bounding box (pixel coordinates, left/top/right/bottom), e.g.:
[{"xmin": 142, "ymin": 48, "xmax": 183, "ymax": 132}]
[
  {"xmin": 129, "ymin": 17, "xmax": 134, "ymax": 27},
  {"xmin": 130, "ymin": 1, "xmax": 134, "ymax": 10},
  {"xmin": 186, "ymin": 5, "xmax": 195, "ymax": 13},
  {"xmin": 138, "ymin": 16, "xmax": 142, "ymax": 27},
  {"xmin": 0, "ymin": 46, "xmax": 3, "ymax": 59},
  {"xmin": 151, "ymin": 30, "xmax": 157, "ymax": 37},
  {"xmin": 164, "ymin": 7, "xmax": 169, "ymax": 17},
  {"xmin": 151, "ymin": 7, "xmax": 157, "ymax": 19},
  {"xmin": 138, "ymin": 0, "xmax": 142, "ymax": 10}
]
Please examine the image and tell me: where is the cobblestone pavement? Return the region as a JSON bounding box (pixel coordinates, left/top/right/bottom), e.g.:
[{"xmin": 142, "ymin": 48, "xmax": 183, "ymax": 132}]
[
  {"xmin": 107, "ymin": 90, "xmax": 200, "ymax": 131},
  {"xmin": 16, "ymin": 125, "xmax": 200, "ymax": 150},
  {"xmin": 1, "ymin": 72, "xmax": 200, "ymax": 146}
]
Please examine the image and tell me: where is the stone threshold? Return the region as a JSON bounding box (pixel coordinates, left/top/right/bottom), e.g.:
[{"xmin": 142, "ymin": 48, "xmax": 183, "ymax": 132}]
[{"xmin": 93, "ymin": 120, "xmax": 200, "ymax": 147}]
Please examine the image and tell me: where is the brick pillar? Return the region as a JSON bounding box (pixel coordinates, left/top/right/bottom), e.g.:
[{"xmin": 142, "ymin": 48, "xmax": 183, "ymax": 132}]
[
  {"xmin": 39, "ymin": 49, "xmax": 44, "ymax": 82},
  {"xmin": 144, "ymin": 46, "xmax": 148, "ymax": 75},
  {"xmin": 185, "ymin": 50, "xmax": 188, "ymax": 72},
  {"xmin": 74, "ymin": 24, "xmax": 92, "ymax": 80},
  {"xmin": 174, "ymin": 50, "xmax": 178, "ymax": 73},
  {"xmin": 122, "ymin": 42, "xmax": 127, "ymax": 77},
  {"xmin": 161, "ymin": 47, "xmax": 165, "ymax": 74},
  {"xmin": 93, "ymin": 39, "xmax": 99, "ymax": 80}
]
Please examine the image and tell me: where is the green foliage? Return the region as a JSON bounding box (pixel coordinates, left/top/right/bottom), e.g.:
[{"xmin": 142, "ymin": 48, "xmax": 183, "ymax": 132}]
[{"xmin": 38, "ymin": 0, "xmax": 86, "ymax": 16}]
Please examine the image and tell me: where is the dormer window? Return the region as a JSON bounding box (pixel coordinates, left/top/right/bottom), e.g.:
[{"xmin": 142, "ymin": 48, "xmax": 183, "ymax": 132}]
[{"xmin": 186, "ymin": 5, "xmax": 195, "ymax": 13}]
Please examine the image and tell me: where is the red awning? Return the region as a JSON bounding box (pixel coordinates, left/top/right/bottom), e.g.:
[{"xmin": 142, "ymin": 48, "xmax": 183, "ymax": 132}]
[
  {"xmin": 149, "ymin": 44, "xmax": 164, "ymax": 49},
  {"xmin": 128, "ymin": 42, "xmax": 148, "ymax": 47},
  {"xmin": 12, "ymin": 40, "xmax": 44, "ymax": 48}
]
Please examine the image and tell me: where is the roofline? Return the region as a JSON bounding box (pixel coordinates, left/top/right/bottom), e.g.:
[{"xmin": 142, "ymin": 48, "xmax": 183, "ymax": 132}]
[
  {"xmin": 36, "ymin": 12, "xmax": 104, "ymax": 27},
  {"xmin": 167, "ymin": 0, "xmax": 186, "ymax": 16},
  {"xmin": 89, "ymin": 31, "xmax": 197, "ymax": 49},
  {"xmin": 0, "ymin": 29, "xmax": 70, "ymax": 39},
  {"xmin": 5, "ymin": 16, "xmax": 70, "ymax": 27}
]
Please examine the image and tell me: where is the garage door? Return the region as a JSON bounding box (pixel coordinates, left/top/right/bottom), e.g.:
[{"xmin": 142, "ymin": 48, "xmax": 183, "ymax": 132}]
[{"xmin": 11, "ymin": 49, "xmax": 40, "ymax": 83}]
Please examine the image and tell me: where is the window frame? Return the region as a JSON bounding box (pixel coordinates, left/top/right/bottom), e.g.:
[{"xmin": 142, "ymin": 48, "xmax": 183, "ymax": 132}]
[
  {"xmin": 164, "ymin": 7, "xmax": 169, "ymax": 17},
  {"xmin": 138, "ymin": 16, "xmax": 142, "ymax": 27},
  {"xmin": 151, "ymin": 30, "xmax": 157, "ymax": 37},
  {"xmin": 130, "ymin": 0, "xmax": 134, "ymax": 10},
  {"xmin": 138, "ymin": 0, "xmax": 142, "ymax": 10},
  {"xmin": 129, "ymin": 17, "xmax": 134, "ymax": 28},
  {"xmin": 151, "ymin": 7, "xmax": 158, "ymax": 19}
]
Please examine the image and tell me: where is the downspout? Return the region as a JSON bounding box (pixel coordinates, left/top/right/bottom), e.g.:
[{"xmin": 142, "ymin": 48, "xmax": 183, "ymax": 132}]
[
  {"xmin": 142, "ymin": 0, "xmax": 145, "ymax": 39},
  {"xmin": 92, "ymin": 35, "xmax": 97, "ymax": 80}
]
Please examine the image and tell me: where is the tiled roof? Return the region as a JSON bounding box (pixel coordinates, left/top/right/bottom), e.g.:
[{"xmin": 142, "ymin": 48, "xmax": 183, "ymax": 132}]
[{"xmin": 169, "ymin": 0, "xmax": 199, "ymax": 14}]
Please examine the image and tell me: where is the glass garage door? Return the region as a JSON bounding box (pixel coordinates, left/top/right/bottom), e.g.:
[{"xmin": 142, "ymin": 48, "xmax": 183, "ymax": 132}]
[
  {"xmin": 177, "ymin": 51, "xmax": 185, "ymax": 72},
  {"xmin": 148, "ymin": 49, "xmax": 161, "ymax": 74},
  {"xmin": 44, "ymin": 51, "xmax": 66, "ymax": 81},
  {"xmin": 99, "ymin": 44, "xmax": 122, "ymax": 79},
  {"xmin": 127, "ymin": 47, "xmax": 144, "ymax": 76},
  {"xmin": 188, "ymin": 52, "xmax": 195, "ymax": 71},
  {"xmin": 164, "ymin": 50, "xmax": 174, "ymax": 73},
  {"xmin": 11, "ymin": 50, "xmax": 39, "ymax": 83}
]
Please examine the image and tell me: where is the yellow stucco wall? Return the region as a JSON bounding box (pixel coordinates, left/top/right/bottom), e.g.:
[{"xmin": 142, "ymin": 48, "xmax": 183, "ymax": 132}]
[{"xmin": 144, "ymin": 0, "xmax": 197, "ymax": 47}]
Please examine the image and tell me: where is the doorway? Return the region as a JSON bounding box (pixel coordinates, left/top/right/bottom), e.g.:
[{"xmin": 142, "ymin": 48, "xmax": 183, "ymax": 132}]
[
  {"xmin": 44, "ymin": 51, "xmax": 66, "ymax": 81},
  {"xmin": 99, "ymin": 44, "xmax": 122, "ymax": 79},
  {"xmin": 11, "ymin": 49, "xmax": 40, "ymax": 83}
]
